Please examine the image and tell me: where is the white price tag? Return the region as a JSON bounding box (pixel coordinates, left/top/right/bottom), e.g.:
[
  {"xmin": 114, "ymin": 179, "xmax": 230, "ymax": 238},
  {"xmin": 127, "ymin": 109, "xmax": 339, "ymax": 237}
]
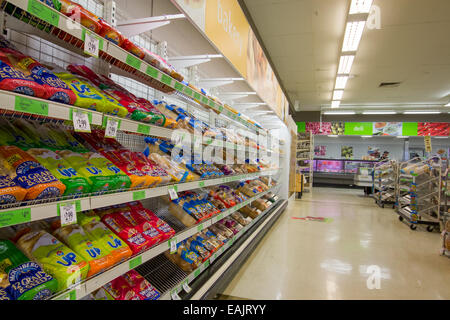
[
  {"xmin": 171, "ymin": 291, "xmax": 181, "ymax": 300},
  {"xmin": 84, "ymin": 31, "xmax": 100, "ymax": 57},
  {"xmin": 182, "ymin": 282, "xmax": 191, "ymax": 293},
  {"xmin": 105, "ymin": 118, "xmax": 119, "ymax": 138},
  {"xmin": 169, "ymin": 238, "xmax": 178, "ymax": 253},
  {"xmin": 168, "ymin": 187, "xmax": 178, "ymax": 200},
  {"xmin": 268, "ymin": 177, "xmax": 272, "ymax": 186},
  {"xmin": 73, "ymin": 111, "xmax": 91, "ymax": 132},
  {"xmin": 60, "ymin": 203, "xmax": 77, "ymax": 226}
]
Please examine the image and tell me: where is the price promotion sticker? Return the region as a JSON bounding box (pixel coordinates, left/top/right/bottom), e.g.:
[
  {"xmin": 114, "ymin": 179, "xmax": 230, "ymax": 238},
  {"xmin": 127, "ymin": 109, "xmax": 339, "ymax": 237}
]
[
  {"xmin": 168, "ymin": 186, "xmax": 178, "ymax": 200},
  {"xmin": 73, "ymin": 110, "xmax": 91, "ymax": 132},
  {"xmin": 58, "ymin": 202, "xmax": 77, "ymax": 226},
  {"xmin": 104, "ymin": 117, "xmax": 120, "ymax": 138},
  {"xmin": 182, "ymin": 281, "xmax": 192, "ymax": 293},
  {"xmin": 84, "ymin": 31, "xmax": 100, "ymax": 57}
]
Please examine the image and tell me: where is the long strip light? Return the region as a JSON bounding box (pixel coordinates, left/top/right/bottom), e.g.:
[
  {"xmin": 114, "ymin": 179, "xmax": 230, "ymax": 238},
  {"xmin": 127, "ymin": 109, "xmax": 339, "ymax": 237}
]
[
  {"xmin": 335, "ymin": 76, "xmax": 349, "ymax": 89},
  {"xmin": 403, "ymin": 111, "xmax": 441, "ymax": 114},
  {"xmin": 323, "ymin": 111, "xmax": 356, "ymax": 115},
  {"xmin": 342, "ymin": 21, "xmax": 366, "ymax": 52},
  {"xmin": 331, "ymin": 101, "xmax": 341, "ymax": 108},
  {"xmin": 349, "ymin": 0, "xmax": 374, "ymax": 14},
  {"xmin": 445, "ymin": 102, "xmax": 450, "ymax": 107},
  {"xmin": 331, "ymin": 0, "xmax": 372, "ymax": 109},
  {"xmin": 337, "ymin": 55, "xmax": 355, "ymax": 74},
  {"xmin": 333, "ymin": 90, "xmax": 344, "ymax": 100},
  {"xmin": 362, "ymin": 111, "xmax": 397, "ymax": 115}
]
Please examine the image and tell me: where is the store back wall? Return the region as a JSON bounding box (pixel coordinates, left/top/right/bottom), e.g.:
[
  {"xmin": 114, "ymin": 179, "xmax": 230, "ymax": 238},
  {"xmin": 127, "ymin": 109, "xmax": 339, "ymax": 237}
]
[{"xmin": 314, "ymin": 136, "xmax": 449, "ymax": 161}]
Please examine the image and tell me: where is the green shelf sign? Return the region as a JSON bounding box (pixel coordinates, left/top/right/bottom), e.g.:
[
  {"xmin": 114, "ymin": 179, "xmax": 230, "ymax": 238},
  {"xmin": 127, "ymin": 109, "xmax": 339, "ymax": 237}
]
[
  {"xmin": 126, "ymin": 54, "xmax": 142, "ymax": 70},
  {"xmin": 28, "ymin": 0, "xmax": 60, "ymax": 26},
  {"xmin": 184, "ymin": 87, "xmax": 193, "ymax": 96},
  {"xmin": 129, "ymin": 256, "xmax": 142, "ymax": 269},
  {"xmin": 161, "ymin": 74, "xmax": 172, "ymax": 86},
  {"xmin": 174, "ymin": 82, "xmax": 184, "ymax": 92},
  {"xmin": 194, "ymin": 92, "xmax": 201, "ymax": 100},
  {"xmin": 137, "ymin": 124, "xmax": 150, "ymax": 135},
  {"xmin": 133, "ymin": 190, "xmax": 146, "ymax": 201},
  {"xmin": 15, "ymin": 96, "xmax": 48, "ymax": 116},
  {"xmin": 0, "ymin": 208, "xmax": 31, "ymax": 227},
  {"xmin": 146, "ymin": 65, "xmax": 159, "ymax": 78}
]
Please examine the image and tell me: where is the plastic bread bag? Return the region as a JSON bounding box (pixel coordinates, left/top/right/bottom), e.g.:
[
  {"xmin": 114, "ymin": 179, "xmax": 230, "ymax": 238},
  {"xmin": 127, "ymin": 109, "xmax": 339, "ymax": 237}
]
[
  {"xmin": 151, "ymin": 100, "xmax": 179, "ymax": 120},
  {"xmin": 0, "ymin": 166, "xmax": 27, "ymax": 205},
  {"xmin": 0, "ymin": 48, "xmax": 46, "ymax": 98},
  {"xmin": 130, "ymin": 151, "xmax": 169, "ymax": 187},
  {"xmin": 3, "ymin": 47, "xmax": 77, "ymax": 104},
  {"xmin": 147, "ymin": 153, "xmax": 189, "ymax": 183},
  {"xmin": 98, "ymin": 18, "xmax": 124, "ymax": 46},
  {"xmin": 135, "ymin": 98, "xmax": 178, "ymax": 129},
  {"xmin": 92, "ymin": 287, "xmax": 115, "ymax": 300},
  {"xmin": 238, "ymin": 205, "xmax": 261, "ymax": 220},
  {"xmin": 121, "ymin": 270, "xmax": 160, "ymax": 300},
  {"xmin": 78, "ymin": 213, "xmax": 132, "ymax": 265},
  {"xmin": 129, "ymin": 204, "xmax": 175, "ymax": 241},
  {"xmin": 0, "ymin": 146, "xmax": 66, "ymax": 200},
  {"xmin": 51, "ymin": 220, "xmax": 115, "ymax": 278},
  {"xmin": 15, "ymin": 230, "xmax": 89, "ymax": 292},
  {"xmin": 231, "ymin": 211, "xmax": 252, "ymax": 226},
  {"xmin": 76, "ymin": 151, "xmax": 131, "ymax": 191},
  {"xmin": 56, "ymin": 72, "xmax": 128, "ymax": 117},
  {"xmin": 163, "ymin": 242, "xmax": 200, "ymax": 273},
  {"xmin": 0, "ymin": 239, "xmax": 58, "ymax": 300},
  {"xmin": 27, "ymin": 148, "xmax": 91, "ymax": 196},
  {"xmin": 209, "ymin": 224, "xmax": 233, "ymax": 240},
  {"xmin": 58, "ymin": 0, "xmax": 102, "ymax": 33},
  {"xmin": 184, "ymin": 237, "xmax": 211, "ymax": 262},
  {"xmin": 166, "ymin": 197, "xmax": 198, "ymax": 228},
  {"xmin": 100, "ymin": 211, "xmax": 150, "ymax": 254},
  {"xmin": 56, "ymin": 150, "xmax": 117, "ymax": 193},
  {"xmin": 121, "ymin": 39, "xmax": 145, "ymax": 59},
  {"xmin": 202, "ymin": 228, "xmax": 227, "ymax": 244},
  {"xmin": 141, "ymin": 48, "xmax": 183, "ymax": 82},
  {"xmin": 194, "ymin": 232, "xmax": 222, "ymax": 253},
  {"xmin": 102, "ymin": 276, "xmax": 139, "ymax": 300},
  {"xmin": 118, "ymin": 205, "xmax": 162, "ymax": 248},
  {"xmin": 251, "ymin": 198, "xmax": 270, "ymax": 211},
  {"xmin": 0, "ymin": 118, "xmax": 40, "ymax": 150}
]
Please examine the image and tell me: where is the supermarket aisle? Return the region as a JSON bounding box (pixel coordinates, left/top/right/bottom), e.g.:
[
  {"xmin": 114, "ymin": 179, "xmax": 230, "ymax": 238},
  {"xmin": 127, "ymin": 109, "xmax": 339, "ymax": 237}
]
[{"xmin": 220, "ymin": 188, "xmax": 450, "ymax": 300}]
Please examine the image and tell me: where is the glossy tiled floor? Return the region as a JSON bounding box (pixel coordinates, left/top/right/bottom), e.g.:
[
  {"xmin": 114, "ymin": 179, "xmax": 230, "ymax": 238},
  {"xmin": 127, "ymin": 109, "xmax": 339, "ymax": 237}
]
[{"xmin": 221, "ymin": 187, "xmax": 450, "ymax": 300}]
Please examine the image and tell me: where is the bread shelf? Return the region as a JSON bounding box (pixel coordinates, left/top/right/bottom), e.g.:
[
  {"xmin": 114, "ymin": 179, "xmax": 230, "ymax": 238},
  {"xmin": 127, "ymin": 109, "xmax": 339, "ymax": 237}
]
[
  {"xmin": 2, "ymin": 0, "xmax": 266, "ymax": 134},
  {"xmin": 0, "ymin": 169, "xmax": 278, "ymax": 229},
  {"xmin": 159, "ymin": 199, "xmax": 283, "ymax": 300},
  {"xmin": 51, "ymin": 186, "xmax": 278, "ymax": 300}
]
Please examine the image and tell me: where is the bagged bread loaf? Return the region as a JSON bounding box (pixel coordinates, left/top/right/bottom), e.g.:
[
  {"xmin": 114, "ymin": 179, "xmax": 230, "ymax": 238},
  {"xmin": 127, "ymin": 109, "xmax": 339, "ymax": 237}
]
[
  {"xmin": 15, "ymin": 230, "xmax": 89, "ymax": 291},
  {"xmin": 58, "ymin": 0, "xmax": 102, "ymax": 33},
  {"xmin": 77, "ymin": 212, "xmax": 132, "ymax": 265},
  {"xmin": 0, "ymin": 146, "xmax": 66, "ymax": 200},
  {"xmin": 51, "ymin": 221, "xmax": 115, "ymax": 278},
  {"xmin": 0, "ymin": 239, "xmax": 58, "ymax": 300},
  {"xmin": 164, "ymin": 242, "xmax": 201, "ymax": 273},
  {"xmin": 27, "ymin": 148, "xmax": 91, "ymax": 196},
  {"xmin": 0, "ymin": 166, "xmax": 27, "ymax": 204},
  {"xmin": 121, "ymin": 270, "xmax": 160, "ymax": 300}
]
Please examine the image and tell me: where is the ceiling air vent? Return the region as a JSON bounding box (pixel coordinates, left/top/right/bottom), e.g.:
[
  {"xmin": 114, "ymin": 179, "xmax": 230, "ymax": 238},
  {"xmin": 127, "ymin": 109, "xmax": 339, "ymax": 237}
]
[{"xmin": 379, "ymin": 82, "xmax": 401, "ymax": 88}]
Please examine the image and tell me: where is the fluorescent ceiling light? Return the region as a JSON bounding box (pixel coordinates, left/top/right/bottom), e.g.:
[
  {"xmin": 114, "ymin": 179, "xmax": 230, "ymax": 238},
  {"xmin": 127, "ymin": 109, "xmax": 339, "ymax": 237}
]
[
  {"xmin": 396, "ymin": 136, "xmax": 409, "ymax": 138},
  {"xmin": 323, "ymin": 111, "xmax": 356, "ymax": 115},
  {"xmin": 445, "ymin": 102, "xmax": 450, "ymax": 107},
  {"xmin": 328, "ymin": 135, "xmax": 338, "ymax": 137},
  {"xmin": 362, "ymin": 111, "xmax": 397, "ymax": 115},
  {"xmin": 333, "ymin": 90, "xmax": 344, "ymax": 100},
  {"xmin": 403, "ymin": 111, "xmax": 441, "ymax": 114},
  {"xmin": 349, "ymin": 0, "xmax": 374, "ymax": 14},
  {"xmin": 361, "ymin": 136, "xmax": 372, "ymax": 138},
  {"xmin": 338, "ymin": 55, "xmax": 355, "ymax": 74},
  {"xmin": 331, "ymin": 101, "xmax": 341, "ymax": 108},
  {"xmin": 342, "ymin": 21, "xmax": 366, "ymax": 52},
  {"xmin": 335, "ymin": 76, "xmax": 349, "ymax": 89},
  {"xmin": 434, "ymin": 136, "xmax": 448, "ymax": 139}
]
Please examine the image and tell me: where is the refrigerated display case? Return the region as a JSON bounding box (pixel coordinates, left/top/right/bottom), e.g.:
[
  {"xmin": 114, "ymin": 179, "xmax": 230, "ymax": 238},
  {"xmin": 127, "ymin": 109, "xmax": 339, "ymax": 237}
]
[{"xmin": 310, "ymin": 158, "xmax": 377, "ymax": 186}]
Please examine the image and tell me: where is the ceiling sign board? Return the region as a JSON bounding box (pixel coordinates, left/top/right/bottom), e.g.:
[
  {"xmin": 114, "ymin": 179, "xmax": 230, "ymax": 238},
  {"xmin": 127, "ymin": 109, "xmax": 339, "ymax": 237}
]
[{"xmin": 173, "ymin": 0, "xmax": 289, "ymax": 121}]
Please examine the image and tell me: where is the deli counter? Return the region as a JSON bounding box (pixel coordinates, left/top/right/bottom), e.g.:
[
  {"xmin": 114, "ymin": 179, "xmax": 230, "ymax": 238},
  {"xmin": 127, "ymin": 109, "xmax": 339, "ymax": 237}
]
[{"xmin": 298, "ymin": 158, "xmax": 377, "ymax": 186}]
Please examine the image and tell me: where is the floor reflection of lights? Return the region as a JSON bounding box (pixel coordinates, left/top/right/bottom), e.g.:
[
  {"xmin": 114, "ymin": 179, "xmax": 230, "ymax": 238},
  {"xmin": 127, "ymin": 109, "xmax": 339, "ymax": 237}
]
[{"xmin": 320, "ymin": 259, "xmax": 353, "ymax": 274}]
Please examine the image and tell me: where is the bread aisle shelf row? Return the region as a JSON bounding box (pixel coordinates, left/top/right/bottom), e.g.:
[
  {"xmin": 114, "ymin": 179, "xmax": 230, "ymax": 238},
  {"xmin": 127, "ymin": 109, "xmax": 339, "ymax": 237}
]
[
  {"xmin": 160, "ymin": 199, "xmax": 284, "ymax": 300},
  {"xmin": 2, "ymin": 0, "xmax": 269, "ymax": 135},
  {"xmin": 0, "ymin": 90, "xmax": 283, "ymax": 155},
  {"xmin": 51, "ymin": 185, "xmax": 279, "ymax": 300},
  {"xmin": 0, "ymin": 169, "xmax": 279, "ymax": 229}
]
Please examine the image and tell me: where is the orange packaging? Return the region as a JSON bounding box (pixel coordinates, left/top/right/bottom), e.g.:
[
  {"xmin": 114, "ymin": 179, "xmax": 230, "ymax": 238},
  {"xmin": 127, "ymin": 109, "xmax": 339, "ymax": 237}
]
[
  {"xmin": 59, "ymin": 0, "xmax": 102, "ymax": 33},
  {"xmin": 0, "ymin": 146, "xmax": 66, "ymax": 200},
  {"xmin": 0, "ymin": 167, "xmax": 27, "ymax": 204},
  {"xmin": 98, "ymin": 19, "xmax": 124, "ymax": 46},
  {"xmin": 121, "ymin": 39, "xmax": 145, "ymax": 59}
]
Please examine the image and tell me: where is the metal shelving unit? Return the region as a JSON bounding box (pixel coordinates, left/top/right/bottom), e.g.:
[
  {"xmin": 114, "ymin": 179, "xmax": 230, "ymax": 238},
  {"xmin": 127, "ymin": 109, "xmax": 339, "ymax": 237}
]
[
  {"xmin": 373, "ymin": 160, "xmax": 397, "ymax": 208},
  {"xmin": 51, "ymin": 184, "xmax": 280, "ymax": 300},
  {"xmin": 296, "ymin": 131, "xmax": 313, "ymax": 194},
  {"xmin": 396, "ymin": 156, "xmax": 442, "ymax": 231}
]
